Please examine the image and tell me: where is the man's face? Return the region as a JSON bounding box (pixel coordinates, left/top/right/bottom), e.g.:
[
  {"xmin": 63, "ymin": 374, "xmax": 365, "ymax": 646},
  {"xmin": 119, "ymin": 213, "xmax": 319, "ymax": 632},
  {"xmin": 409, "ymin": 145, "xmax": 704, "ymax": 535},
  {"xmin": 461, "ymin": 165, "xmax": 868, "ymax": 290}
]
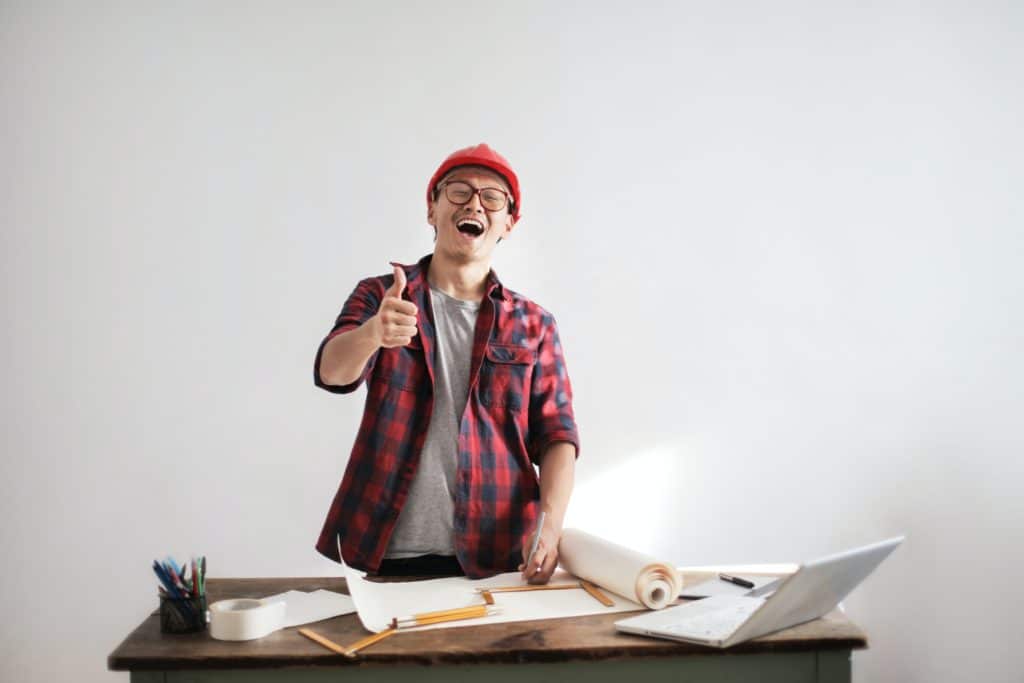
[{"xmin": 428, "ymin": 166, "xmax": 515, "ymax": 264}]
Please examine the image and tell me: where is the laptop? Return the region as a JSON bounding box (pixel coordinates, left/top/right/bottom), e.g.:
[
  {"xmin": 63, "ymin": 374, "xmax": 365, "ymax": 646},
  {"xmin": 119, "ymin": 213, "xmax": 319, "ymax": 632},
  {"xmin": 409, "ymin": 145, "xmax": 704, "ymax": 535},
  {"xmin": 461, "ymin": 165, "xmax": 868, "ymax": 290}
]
[{"xmin": 615, "ymin": 536, "xmax": 903, "ymax": 648}]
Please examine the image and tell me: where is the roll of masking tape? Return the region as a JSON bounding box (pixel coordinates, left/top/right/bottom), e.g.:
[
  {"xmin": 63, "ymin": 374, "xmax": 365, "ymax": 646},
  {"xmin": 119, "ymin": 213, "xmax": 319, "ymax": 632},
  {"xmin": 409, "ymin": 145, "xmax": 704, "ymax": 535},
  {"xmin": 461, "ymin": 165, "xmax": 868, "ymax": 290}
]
[{"xmin": 209, "ymin": 598, "xmax": 287, "ymax": 641}]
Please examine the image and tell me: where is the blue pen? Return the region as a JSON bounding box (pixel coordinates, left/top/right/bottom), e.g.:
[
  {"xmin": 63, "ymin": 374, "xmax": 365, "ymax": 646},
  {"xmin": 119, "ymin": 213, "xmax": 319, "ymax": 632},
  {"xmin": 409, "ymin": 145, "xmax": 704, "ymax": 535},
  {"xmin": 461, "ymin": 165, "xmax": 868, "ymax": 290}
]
[
  {"xmin": 160, "ymin": 559, "xmax": 188, "ymax": 599},
  {"xmin": 152, "ymin": 561, "xmax": 177, "ymax": 597},
  {"xmin": 154, "ymin": 560, "xmax": 190, "ymax": 624},
  {"xmin": 163, "ymin": 557, "xmax": 177, "ymax": 581},
  {"xmin": 160, "ymin": 561, "xmax": 179, "ymax": 595}
]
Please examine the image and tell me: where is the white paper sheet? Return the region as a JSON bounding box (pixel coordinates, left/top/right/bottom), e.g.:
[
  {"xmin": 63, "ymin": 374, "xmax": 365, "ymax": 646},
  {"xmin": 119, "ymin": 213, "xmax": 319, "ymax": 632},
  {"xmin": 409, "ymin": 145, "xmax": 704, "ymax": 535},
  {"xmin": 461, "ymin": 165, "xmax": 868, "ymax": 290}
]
[
  {"xmin": 343, "ymin": 566, "xmax": 643, "ymax": 633},
  {"xmin": 262, "ymin": 589, "xmax": 356, "ymax": 628},
  {"xmin": 676, "ymin": 564, "xmax": 798, "ymax": 599},
  {"xmin": 342, "ymin": 528, "xmax": 687, "ymax": 632},
  {"xmin": 679, "ymin": 575, "xmax": 781, "ymax": 599}
]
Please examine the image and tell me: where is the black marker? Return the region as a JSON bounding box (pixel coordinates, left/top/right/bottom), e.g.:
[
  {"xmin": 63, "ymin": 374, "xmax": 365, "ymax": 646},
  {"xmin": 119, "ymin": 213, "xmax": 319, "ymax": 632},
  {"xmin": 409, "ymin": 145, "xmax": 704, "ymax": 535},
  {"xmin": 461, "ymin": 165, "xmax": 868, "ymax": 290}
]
[{"xmin": 719, "ymin": 573, "xmax": 755, "ymax": 589}]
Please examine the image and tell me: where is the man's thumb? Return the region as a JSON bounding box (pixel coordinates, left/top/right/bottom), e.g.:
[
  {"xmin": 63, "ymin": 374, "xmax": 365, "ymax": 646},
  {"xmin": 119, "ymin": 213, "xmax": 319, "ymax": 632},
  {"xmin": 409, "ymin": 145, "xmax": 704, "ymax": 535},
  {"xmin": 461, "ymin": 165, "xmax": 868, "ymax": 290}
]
[{"xmin": 387, "ymin": 263, "xmax": 406, "ymax": 298}]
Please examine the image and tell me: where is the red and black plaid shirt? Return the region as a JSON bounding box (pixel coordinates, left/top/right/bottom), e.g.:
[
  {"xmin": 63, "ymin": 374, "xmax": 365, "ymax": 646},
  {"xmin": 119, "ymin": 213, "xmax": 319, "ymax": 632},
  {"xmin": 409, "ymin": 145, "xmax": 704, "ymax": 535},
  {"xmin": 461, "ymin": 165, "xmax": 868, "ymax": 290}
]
[{"xmin": 314, "ymin": 254, "xmax": 580, "ymax": 579}]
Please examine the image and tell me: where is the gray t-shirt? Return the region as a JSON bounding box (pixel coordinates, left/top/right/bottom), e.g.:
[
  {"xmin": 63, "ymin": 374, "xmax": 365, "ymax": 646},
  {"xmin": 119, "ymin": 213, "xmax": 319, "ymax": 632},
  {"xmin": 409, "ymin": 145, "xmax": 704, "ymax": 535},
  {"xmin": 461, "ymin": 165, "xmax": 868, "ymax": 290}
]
[{"xmin": 384, "ymin": 286, "xmax": 479, "ymax": 558}]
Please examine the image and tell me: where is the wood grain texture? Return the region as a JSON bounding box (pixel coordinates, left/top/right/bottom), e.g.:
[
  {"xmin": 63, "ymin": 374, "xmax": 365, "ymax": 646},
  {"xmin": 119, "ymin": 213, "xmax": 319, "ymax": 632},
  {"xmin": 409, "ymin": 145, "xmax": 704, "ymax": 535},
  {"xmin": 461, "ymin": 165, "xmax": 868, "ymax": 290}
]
[{"xmin": 109, "ymin": 576, "xmax": 867, "ymax": 672}]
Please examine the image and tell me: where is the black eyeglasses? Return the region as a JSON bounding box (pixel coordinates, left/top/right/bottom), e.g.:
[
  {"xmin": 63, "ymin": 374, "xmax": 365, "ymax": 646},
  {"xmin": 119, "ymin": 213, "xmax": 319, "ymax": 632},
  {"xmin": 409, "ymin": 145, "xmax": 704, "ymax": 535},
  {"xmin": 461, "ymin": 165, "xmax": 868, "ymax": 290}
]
[{"xmin": 438, "ymin": 181, "xmax": 512, "ymax": 212}]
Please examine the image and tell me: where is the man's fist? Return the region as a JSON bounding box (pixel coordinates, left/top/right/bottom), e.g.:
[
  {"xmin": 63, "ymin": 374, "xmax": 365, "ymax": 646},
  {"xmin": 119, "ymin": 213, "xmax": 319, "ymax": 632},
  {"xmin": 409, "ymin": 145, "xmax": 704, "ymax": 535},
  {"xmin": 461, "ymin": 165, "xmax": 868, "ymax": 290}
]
[
  {"xmin": 373, "ymin": 264, "xmax": 418, "ymax": 348},
  {"xmin": 517, "ymin": 517, "xmax": 561, "ymax": 585}
]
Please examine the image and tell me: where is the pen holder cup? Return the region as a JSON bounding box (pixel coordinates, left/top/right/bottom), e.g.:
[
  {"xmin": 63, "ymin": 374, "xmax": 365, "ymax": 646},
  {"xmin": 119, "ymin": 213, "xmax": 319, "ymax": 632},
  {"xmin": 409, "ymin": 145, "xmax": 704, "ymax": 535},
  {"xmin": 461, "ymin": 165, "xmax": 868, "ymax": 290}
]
[{"xmin": 159, "ymin": 595, "xmax": 209, "ymax": 634}]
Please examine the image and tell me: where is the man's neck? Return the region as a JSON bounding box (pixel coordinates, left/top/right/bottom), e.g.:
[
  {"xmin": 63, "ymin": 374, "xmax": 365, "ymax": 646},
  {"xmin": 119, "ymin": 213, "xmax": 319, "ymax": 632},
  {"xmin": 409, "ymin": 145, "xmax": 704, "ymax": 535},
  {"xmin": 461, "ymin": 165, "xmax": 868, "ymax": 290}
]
[{"xmin": 427, "ymin": 251, "xmax": 491, "ymax": 302}]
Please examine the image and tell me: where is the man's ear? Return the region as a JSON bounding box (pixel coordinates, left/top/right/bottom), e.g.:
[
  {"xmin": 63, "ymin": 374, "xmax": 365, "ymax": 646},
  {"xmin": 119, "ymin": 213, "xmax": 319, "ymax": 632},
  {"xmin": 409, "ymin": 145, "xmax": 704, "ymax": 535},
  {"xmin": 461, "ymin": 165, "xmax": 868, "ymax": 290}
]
[
  {"xmin": 427, "ymin": 202, "xmax": 435, "ymax": 227},
  {"xmin": 501, "ymin": 213, "xmax": 516, "ymax": 239}
]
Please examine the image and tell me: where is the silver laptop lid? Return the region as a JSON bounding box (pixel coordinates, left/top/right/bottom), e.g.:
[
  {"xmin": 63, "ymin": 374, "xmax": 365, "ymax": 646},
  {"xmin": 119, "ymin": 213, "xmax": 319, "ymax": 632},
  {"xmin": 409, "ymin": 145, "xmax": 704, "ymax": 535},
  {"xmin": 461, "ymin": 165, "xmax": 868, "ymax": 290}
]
[{"xmin": 727, "ymin": 536, "xmax": 904, "ymax": 646}]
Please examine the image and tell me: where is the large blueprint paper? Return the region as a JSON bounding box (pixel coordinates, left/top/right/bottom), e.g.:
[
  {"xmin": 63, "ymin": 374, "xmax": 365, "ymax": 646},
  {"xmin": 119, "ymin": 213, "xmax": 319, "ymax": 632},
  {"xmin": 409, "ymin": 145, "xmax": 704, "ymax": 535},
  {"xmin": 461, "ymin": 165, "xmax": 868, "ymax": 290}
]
[
  {"xmin": 343, "ymin": 528, "xmax": 681, "ymax": 632},
  {"xmin": 344, "ymin": 567, "xmax": 642, "ymax": 632}
]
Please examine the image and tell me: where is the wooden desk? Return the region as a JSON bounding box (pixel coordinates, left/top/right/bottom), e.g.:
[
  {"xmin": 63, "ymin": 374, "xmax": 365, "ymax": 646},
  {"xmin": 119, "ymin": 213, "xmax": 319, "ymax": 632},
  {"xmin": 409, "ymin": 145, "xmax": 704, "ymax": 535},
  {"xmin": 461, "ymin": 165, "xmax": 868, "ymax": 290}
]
[{"xmin": 108, "ymin": 577, "xmax": 867, "ymax": 683}]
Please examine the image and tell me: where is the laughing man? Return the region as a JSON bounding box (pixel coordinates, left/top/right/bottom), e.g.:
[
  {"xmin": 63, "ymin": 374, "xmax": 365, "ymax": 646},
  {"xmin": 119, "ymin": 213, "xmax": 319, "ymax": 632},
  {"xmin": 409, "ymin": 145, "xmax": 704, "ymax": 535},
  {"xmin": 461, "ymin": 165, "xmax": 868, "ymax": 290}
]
[{"xmin": 314, "ymin": 143, "xmax": 579, "ymax": 583}]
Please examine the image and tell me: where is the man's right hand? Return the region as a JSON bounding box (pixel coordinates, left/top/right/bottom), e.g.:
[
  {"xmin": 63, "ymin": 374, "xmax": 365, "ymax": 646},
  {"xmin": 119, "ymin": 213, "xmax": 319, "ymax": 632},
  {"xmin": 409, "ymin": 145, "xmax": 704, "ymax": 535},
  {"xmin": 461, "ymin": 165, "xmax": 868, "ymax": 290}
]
[{"xmin": 371, "ymin": 264, "xmax": 419, "ymax": 348}]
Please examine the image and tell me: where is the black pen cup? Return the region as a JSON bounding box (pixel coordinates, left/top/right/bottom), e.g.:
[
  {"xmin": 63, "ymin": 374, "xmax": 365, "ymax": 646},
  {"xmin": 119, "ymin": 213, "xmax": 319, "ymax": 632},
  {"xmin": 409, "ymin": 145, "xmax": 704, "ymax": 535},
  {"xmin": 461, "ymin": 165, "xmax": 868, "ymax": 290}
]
[{"xmin": 159, "ymin": 594, "xmax": 209, "ymax": 634}]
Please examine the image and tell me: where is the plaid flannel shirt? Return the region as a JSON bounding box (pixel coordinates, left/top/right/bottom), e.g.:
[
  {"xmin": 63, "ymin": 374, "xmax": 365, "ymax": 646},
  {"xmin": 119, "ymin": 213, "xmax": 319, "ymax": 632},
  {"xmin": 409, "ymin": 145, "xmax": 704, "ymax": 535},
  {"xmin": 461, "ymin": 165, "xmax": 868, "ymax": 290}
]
[{"xmin": 314, "ymin": 254, "xmax": 579, "ymax": 578}]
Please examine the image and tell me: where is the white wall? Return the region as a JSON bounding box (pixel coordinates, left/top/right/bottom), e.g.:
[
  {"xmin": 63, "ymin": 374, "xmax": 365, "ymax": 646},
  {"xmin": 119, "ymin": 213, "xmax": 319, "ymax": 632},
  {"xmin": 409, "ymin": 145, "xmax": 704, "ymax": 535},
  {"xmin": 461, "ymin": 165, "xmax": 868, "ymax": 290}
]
[{"xmin": 3, "ymin": 2, "xmax": 1021, "ymax": 681}]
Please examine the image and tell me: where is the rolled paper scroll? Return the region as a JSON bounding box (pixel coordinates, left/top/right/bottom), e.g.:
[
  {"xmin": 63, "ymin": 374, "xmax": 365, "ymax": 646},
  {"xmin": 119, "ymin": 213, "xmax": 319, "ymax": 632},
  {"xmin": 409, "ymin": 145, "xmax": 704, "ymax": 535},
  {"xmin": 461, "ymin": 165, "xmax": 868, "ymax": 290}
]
[{"xmin": 558, "ymin": 528, "xmax": 681, "ymax": 610}]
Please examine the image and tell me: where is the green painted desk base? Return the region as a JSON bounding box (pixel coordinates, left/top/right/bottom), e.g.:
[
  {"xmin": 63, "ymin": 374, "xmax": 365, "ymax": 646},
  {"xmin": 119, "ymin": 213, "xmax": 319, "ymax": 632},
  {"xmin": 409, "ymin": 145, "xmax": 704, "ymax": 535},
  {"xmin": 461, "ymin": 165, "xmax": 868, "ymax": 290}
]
[{"xmin": 131, "ymin": 650, "xmax": 851, "ymax": 683}]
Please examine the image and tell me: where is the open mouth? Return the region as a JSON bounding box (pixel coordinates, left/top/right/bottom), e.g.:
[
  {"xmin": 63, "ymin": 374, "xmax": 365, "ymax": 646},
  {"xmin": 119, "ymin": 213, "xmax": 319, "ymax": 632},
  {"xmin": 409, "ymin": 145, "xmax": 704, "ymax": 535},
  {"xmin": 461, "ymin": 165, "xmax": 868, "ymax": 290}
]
[{"xmin": 457, "ymin": 220, "xmax": 485, "ymax": 237}]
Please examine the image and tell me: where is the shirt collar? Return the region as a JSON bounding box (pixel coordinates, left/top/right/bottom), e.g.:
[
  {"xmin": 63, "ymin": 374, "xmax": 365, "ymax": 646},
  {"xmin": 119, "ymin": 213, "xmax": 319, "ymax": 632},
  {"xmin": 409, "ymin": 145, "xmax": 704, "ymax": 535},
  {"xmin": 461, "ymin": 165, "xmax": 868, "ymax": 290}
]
[{"xmin": 405, "ymin": 253, "xmax": 510, "ymax": 303}]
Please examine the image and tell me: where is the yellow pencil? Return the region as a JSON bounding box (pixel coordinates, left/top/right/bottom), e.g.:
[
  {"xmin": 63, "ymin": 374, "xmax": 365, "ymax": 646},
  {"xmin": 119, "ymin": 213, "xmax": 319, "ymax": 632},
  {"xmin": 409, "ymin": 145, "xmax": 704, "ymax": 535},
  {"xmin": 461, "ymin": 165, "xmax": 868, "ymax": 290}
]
[
  {"xmin": 580, "ymin": 580, "xmax": 615, "ymax": 606},
  {"xmin": 396, "ymin": 604, "xmax": 490, "ymax": 621},
  {"xmin": 394, "ymin": 605, "xmax": 499, "ymax": 628},
  {"xmin": 299, "ymin": 627, "xmax": 397, "ymax": 659},
  {"xmin": 475, "ymin": 583, "xmax": 580, "ymax": 594},
  {"xmin": 302, "ymin": 605, "xmax": 500, "ymax": 659}
]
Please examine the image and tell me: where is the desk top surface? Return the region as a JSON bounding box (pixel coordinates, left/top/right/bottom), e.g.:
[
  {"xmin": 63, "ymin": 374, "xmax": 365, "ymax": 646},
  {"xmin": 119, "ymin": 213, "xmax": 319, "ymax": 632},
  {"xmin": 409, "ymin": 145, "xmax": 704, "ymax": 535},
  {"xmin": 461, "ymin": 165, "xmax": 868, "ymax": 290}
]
[{"xmin": 108, "ymin": 576, "xmax": 867, "ymax": 671}]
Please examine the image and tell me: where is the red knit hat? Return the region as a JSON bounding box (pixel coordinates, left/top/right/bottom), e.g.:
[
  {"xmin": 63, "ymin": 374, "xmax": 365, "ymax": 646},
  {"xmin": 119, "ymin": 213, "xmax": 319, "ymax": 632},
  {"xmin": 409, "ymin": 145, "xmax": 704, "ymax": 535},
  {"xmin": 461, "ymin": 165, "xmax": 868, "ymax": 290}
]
[{"xmin": 426, "ymin": 143, "xmax": 521, "ymax": 222}]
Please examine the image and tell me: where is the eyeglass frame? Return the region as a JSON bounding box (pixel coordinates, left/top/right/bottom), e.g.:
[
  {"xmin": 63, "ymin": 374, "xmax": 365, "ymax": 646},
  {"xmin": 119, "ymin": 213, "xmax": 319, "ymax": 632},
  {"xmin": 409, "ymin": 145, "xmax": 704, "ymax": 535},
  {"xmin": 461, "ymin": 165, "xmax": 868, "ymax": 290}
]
[{"xmin": 435, "ymin": 180, "xmax": 514, "ymax": 213}]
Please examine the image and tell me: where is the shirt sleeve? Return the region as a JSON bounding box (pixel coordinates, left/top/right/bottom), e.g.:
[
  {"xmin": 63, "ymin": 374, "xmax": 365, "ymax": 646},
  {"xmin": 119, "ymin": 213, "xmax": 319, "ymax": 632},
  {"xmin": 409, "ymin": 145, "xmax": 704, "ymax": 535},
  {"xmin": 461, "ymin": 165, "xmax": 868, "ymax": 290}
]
[
  {"xmin": 527, "ymin": 314, "xmax": 580, "ymax": 464},
  {"xmin": 313, "ymin": 277, "xmax": 383, "ymax": 394}
]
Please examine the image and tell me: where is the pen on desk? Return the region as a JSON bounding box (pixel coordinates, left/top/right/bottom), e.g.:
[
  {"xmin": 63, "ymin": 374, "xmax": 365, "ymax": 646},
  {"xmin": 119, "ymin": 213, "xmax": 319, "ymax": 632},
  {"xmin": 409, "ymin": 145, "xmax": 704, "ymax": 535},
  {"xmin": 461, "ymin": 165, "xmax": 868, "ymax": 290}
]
[
  {"xmin": 719, "ymin": 573, "xmax": 755, "ymax": 589},
  {"xmin": 524, "ymin": 511, "xmax": 546, "ymax": 575}
]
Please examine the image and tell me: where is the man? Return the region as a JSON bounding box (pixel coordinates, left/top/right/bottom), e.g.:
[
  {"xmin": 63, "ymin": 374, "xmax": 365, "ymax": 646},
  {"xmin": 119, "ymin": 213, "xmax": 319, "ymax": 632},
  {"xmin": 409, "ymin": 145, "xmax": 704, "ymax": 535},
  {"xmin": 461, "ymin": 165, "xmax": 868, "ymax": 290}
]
[{"xmin": 314, "ymin": 143, "xmax": 579, "ymax": 583}]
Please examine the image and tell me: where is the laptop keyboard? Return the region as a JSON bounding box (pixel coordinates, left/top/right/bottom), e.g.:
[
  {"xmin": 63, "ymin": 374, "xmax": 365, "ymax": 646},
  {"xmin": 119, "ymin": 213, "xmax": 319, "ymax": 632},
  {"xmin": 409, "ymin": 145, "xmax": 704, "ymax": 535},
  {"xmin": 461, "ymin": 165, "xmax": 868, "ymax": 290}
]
[{"xmin": 661, "ymin": 600, "xmax": 760, "ymax": 639}]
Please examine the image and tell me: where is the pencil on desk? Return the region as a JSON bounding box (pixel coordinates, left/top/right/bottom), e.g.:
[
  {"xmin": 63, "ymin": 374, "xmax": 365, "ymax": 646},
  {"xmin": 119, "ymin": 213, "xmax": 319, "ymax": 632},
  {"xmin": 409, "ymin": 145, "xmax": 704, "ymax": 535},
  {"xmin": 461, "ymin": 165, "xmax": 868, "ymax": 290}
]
[
  {"xmin": 579, "ymin": 580, "xmax": 615, "ymax": 607},
  {"xmin": 395, "ymin": 604, "xmax": 490, "ymax": 620},
  {"xmin": 398, "ymin": 610, "xmax": 501, "ymax": 628},
  {"xmin": 298, "ymin": 628, "xmax": 350, "ymax": 656},
  {"xmin": 302, "ymin": 605, "xmax": 499, "ymax": 659},
  {"xmin": 393, "ymin": 605, "xmax": 500, "ymax": 629},
  {"xmin": 475, "ymin": 580, "xmax": 613, "ymax": 606},
  {"xmin": 475, "ymin": 583, "xmax": 579, "ymax": 594},
  {"xmin": 300, "ymin": 626, "xmax": 397, "ymax": 659}
]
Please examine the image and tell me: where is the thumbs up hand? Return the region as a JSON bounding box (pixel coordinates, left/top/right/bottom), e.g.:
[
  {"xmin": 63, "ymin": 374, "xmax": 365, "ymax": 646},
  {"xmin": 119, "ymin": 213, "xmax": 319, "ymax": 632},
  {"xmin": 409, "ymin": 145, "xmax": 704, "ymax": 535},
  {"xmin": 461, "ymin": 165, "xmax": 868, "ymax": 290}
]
[{"xmin": 371, "ymin": 264, "xmax": 419, "ymax": 348}]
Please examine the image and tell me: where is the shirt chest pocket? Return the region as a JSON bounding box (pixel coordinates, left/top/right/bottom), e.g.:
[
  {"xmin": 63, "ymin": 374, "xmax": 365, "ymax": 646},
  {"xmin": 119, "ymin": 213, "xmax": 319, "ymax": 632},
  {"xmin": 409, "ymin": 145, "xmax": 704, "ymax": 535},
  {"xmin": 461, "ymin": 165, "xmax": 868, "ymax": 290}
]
[{"xmin": 479, "ymin": 344, "xmax": 536, "ymax": 410}]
